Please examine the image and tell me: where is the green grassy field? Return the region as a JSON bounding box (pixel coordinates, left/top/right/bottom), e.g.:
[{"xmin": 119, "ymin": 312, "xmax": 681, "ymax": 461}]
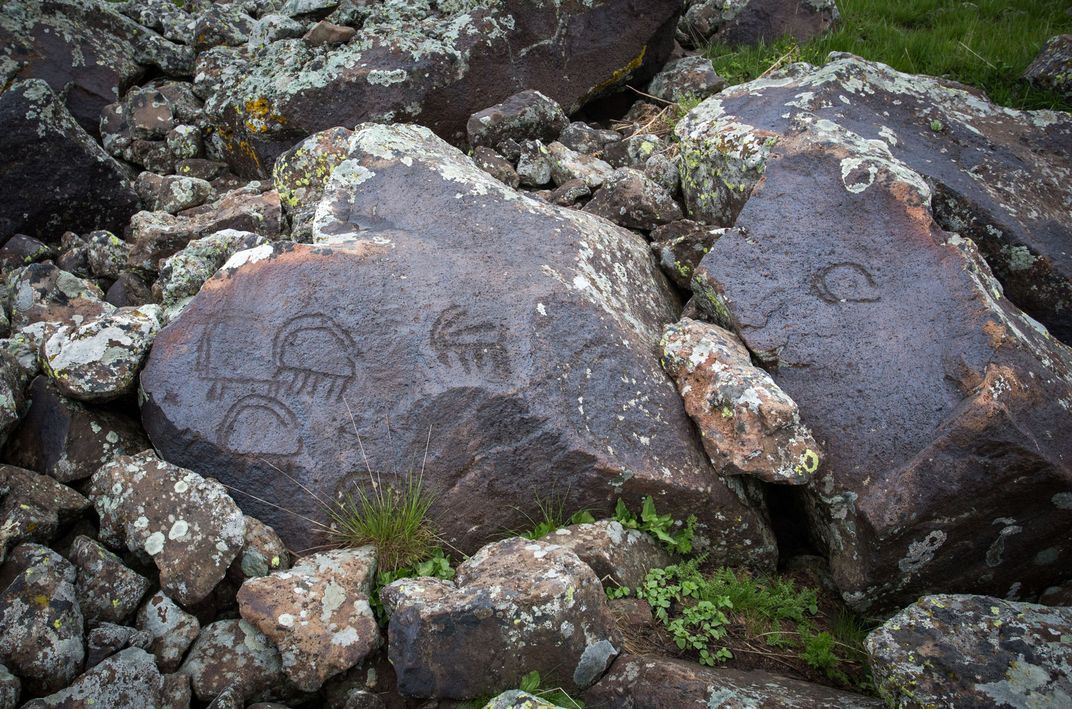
[{"xmin": 705, "ymin": 0, "xmax": 1072, "ymax": 111}]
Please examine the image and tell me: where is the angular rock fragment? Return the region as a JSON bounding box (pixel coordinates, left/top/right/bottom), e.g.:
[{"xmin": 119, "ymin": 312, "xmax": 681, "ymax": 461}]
[
  {"xmin": 546, "ymin": 520, "xmax": 672, "ymax": 589},
  {"xmin": 228, "ymin": 515, "xmax": 290, "ymax": 583},
  {"xmin": 547, "ymin": 142, "xmax": 615, "ymax": 189},
  {"xmin": 85, "ymin": 623, "xmax": 151, "ymax": 669},
  {"xmin": 134, "ymin": 173, "xmax": 214, "ymax": 214},
  {"xmin": 4, "ymin": 377, "xmax": 150, "ymax": 482},
  {"xmin": 304, "ymin": 20, "xmax": 356, "ymax": 46},
  {"xmin": 68, "ymin": 535, "xmax": 151, "ymax": 626},
  {"xmin": 88, "ymin": 451, "xmax": 246, "ymax": 605},
  {"xmin": 472, "ymin": 147, "xmax": 521, "ymax": 189},
  {"xmin": 485, "ymin": 690, "xmax": 557, "ymax": 709},
  {"xmin": 136, "ymin": 591, "xmax": 201, "ymax": 673},
  {"xmin": 685, "ymin": 63, "xmax": 1072, "ymax": 610},
  {"xmin": 383, "ymin": 538, "xmax": 621, "ymax": 700},
  {"xmin": 158, "ymin": 229, "xmax": 270, "ymax": 308},
  {"xmin": 647, "ymin": 56, "xmax": 726, "ymax": 102},
  {"xmin": 676, "ymin": 54, "xmax": 1072, "ymax": 342},
  {"xmin": 867, "ymin": 595, "xmax": 1072, "ymax": 708},
  {"xmin": 7, "ymin": 263, "xmax": 111, "ymax": 330},
  {"xmin": 0, "ymin": 465, "xmax": 90, "ymax": 559},
  {"xmin": 0, "ymin": 664, "xmax": 17, "ymax": 709},
  {"xmin": 41, "ymin": 305, "xmax": 162, "ymax": 402},
  {"xmin": 1025, "ymin": 34, "xmax": 1072, "ymax": 100},
  {"xmin": 22, "ymin": 647, "xmax": 164, "ymax": 709},
  {"xmin": 678, "ymin": 0, "xmax": 840, "ymax": 49},
  {"xmin": 179, "ymin": 619, "xmax": 284, "ymax": 703},
  {"xmin": 0, "ymin": 235, "xmax": 53, "ymax": 272},
  {"xmin": 662, "ymin": 318, "xmax": 820, "ymax": 485},
  {"xmin": 0, "ymin": 544, "xmax": 84, "ymax": 694},
  {"xmin": 200, "ymin": 0, "xmax": 680, "ymax": 175},
  {"xmin": 0, "ymin": 80, "xmax": 139, "ymax": 244},
  {"xmin": 0, "ymin": 354, "xmax": 27, "ymax": 449},
  {"xmin": 272, "ymin": 127, "xmax": 353, "ymax": 214},
  {"xmin": 603, "ymin": 133, "xmax": 666, "ymax": 169},
  {"xmin": 650, "ymin": 219, "xmax": 723, "ymax": 289},
  {"xmin": 585, "ymin": 654, "xmax": 880, "ymax": 707},
  {"xmin": 238, "ymin": 546, "xmax": 380, "ymax": 691},
  {"xmin": 84, "ymin": 231, "xmax": 130, "ymax": 281},
  {"xmin": 140, "ymin": 123, "xmax": 776, "ymax": 565},
  {"xmin": 468, "ymin": 90, "xmax": 569, "ymax": 153},
  {"xmin": 558, "ymin": 123, "xmax": 622, "ymax": 156},
  {"xmin": 584, "ymin": 168, "xmax": 683, "ymax": 230}
]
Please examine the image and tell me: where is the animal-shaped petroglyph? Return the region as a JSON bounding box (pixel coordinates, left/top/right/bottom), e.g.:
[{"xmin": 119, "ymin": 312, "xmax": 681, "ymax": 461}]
[
  {"xmin": 272, "ymin": 314, "xmax": 358, "ymax": 401},
  {"xmin": 812, "ymin": 262, "xmax": 881, "ymax": 304},
  {"xmin": 430, "ymin": 305, "xmax": 509, "ymax": 374}
]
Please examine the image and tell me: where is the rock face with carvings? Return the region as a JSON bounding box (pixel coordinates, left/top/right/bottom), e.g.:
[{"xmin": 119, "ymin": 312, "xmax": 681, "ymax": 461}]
[
  {"xmin": 140, "ymin": 123, "xmax": 777, "ymax": 565},
  {"xmin": 197, "ymin": 0, "xmax": 680, "ymax": 175},
  {"xmin": 677, "ymin": 53, "xmax": 1072, "ymax": 344},
  {"xmin": 679, "ymin": 55, "xmax": 1072, "ymax": 612}
]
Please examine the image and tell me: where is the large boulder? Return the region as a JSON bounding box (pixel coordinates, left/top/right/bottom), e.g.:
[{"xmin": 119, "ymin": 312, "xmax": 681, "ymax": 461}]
[
  {"xmin": 197, "ymin": 0, "xmax": 681, "ymax": 176},
  {"xmin": 680, "ymin": 59, "xmax": 1072, "ymax": 612},
  {"xmin": 867, "ymin": 594, "xmax": 1072, "ymax": 707},
  {"xmin": 0, "ymin": 0, "xmax": 192, "ymax": 136},
  {"xmin": 382, "ymin": 537, "xmax": 621, "ymax": 700},
  {"xmin": 676, "ymin": 53, "xmax": 1072, "ymax": 344},
  {"xmin": 140, "ymin": 123, "xmax": 777, "ymax": 563},
  {"xmin": 0, "ymin": 80, "xmax": 139, "ymax": 244},
  {"xmin": 584, "ymin": 654, "xmax": 881, "ymax": 708}
]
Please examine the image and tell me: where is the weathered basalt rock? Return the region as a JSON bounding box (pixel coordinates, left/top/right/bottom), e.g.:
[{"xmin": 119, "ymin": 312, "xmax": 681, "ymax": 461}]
[
  {"xmin": 136, "ymin": 591, "xmax": 200, "ymax": 673},
  {"xmin": 584, "ymin": 654, "xmax": 881, "ymax": 708},
  {"xmin": 467, "ymin": 90, "xmax": 569, "ymax": 154},
  {"xmin": 647, "ymin": 56, "xmax": 726, "ymax": 102},
  {"xmin": 140, "ymin": 123, "xmax": 777, "ymax": 564},
  {"xmin": 134, "ymin": 173, "xmax": 215, "ymax": 215},
  {"xmin": 88, "ymin": 450, "xmax": 246, "ymax": 606},
  {"xmin": 0, "ymin": 465, "xmax": 90, "ymax": 560},
  {"xmin": 661, "ymin": 318, "xmax": 820, "ymax": 485},
  {"xmin": 676, "ymin": 54, "xmax": 1072, "ymax": 342},
  {"xmin": 382, "ymin": 537, "xmax": 621, "ymax": 700},
  {"xmin": 7, "ymin": 263, "xmax": 111, "ymax": 331},
  {"xmin": 546, "ymin": 519, "xmax": 672, "ymax": 589},
  {"xmin": 650, "ymin": 219, "xmax": 724, "ymax": 289},
  {"xmin": 684, "ymin": 61, "xmax": 1072, "ymax": 611},
  {"xmin": 0, "ymin": 80, "xmax": 139, "ymax": 245},
  {"xmin": 3, "ymin": 377, "xmax": 150, "ymax": 482},
  {"xmin": 678, "ymin": 0, "xmax": 840, "ymax": 49},
  {"xmin": 867, "ymin": 594, "xmax": 1072, "ymax": 708},
  {"xmin": 0, "ymin": 544, "xmax": 84, "ymax": 694},
  {"xmin": 158, "ymin": 229, "xmax": 270, "ymax": 309},
  {"xmin": 584, "ymin": 167, "xmax": 683, "ymax": 230},
  {"xmin": 68, "ymin": 535, "xmax": 151, "ymax": 626},
  {"xmin": 179, "ymin": 618, "xmax": 284, "ymax": 703},
  {"xmin": 41, "ymin": 305, "xmax": 162, "ymax": 402},
  {"xmin": 0, "ymin": 355, "xmax": 27, "ymax": 450},
  {"xmin": 1025, "ymin": 35, "xmax": 1072, "ymax": 100},
  {"xmin": 84, "ymin": 623, "xmax": 151, "ymax": 669},
  {"xmin": 198, "ymin": 0, "xmax": 680, "ymax": 175},
  {"xmin": 238, "ymin": 546, "xmax": 380, "ymax": 691},
  {"xmin": 0, "ymin": 664, "xmax": 17, "ymax": 709},
  {"xmin": 22, "ymin": 647, "xmax": 163, "ymax": 708},
  {"xmin": 228, "ymin": 515, "xmax": 290, "ymax": 584}
]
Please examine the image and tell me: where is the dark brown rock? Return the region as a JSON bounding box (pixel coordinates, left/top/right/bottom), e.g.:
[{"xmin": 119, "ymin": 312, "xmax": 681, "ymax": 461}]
[
  {"xmin": 0, "ymin": 235, "xmax": 52, "ymax": 273},
  {"xmin": 105, "ymin": 271, "xmax": 153, "ymax": 308},
  {"xmin": 867, "ymin": 595, "xmax": 1072, "ymax": 708},
  {"xmin": 68, "ymin": 535, "xmax": 151, "ymax": 626},
  {"xmin": 647, "ymin": 55, "xmax": 726, "ymax": 102},
  {"xmin": 676, "ymin": 53, "xmax": 1072, "ymax": 343},
  {"xmin": 678, "ymin": 0, "xmax": 840, "ymax": 49},
  {"xmin": 0, "ymin": 80, "xmax": 139, "ymax": 245},
  {"xmin": 687, "ymin": 84, "xmax": 1072, "ymax": 610},
  {"xmin": 584, "ymin": 654, "xmax": 881, "ymax": 708},
  {"xmin": 199, "ymin": 0, "xmax": 680, "ymax": 176},
  {"xmin": 85, "ymin": 623, "xmax": 151, "ymax": 669},
  {"xmin": 139, "ymin": 123, "xmax": 777, "ymax": 564},
  {"xmin": 1025, "ymin": 34, "xmax": 1072, "ymax": 100},
  {"xmin": 178, "ymin": 619, "xmax": 284, "ymax": 703},
  {"xmin": 22, "ymin": 647, "xmax": 165, "ymax": 708},
  {"xmin": 650, "ymin": 219, "xmax": 723, "ymax": 289},
  {"xmin": 472, "ymin": 146, "xmax": 521, "ymax": 189},
  {"xmin": 3, "ymin": 377, "xmax": 149, "ymax": 482},
  {"xmin": 0, "ymin": 465, "xmax": 91, "ymax": 560},
  {"xmin": 583, "ymin": 167, "xmax": 684, "ymax": 230},
  {"xmin": 382, "ymin": 538, "xmax": 621, "ymax": 699},
  {"xmin": 467, "ymin": 90, "xmax": 569, "ymax": 153}
]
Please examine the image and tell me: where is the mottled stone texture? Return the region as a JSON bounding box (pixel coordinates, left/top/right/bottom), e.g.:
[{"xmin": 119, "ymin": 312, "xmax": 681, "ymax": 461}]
[
  {"xmin": 867, "ymin": 595, "xmax": 1072, "ymax": 708},
  {"xmin": 676, "ymin": 54, "xmax": 1072, "ymax": 344},
  {"xmin": 382, "ymin": 538, "xmax": 621, "ymax": 700},
  {"xmin": 197, "ymin": 0, "xmax": 680, "ymax": 176},
  {"xmin": 678, "ymin": 0, "xmax": 840, "ymax": 49},
  {"xmin": 683, "ymin": 60, "xmax": 1072, "ymax": 612},
  {"xmin": 0, "ymin": 80, "xmax": 138, "ymax": 244},
  {"xmin": 1025, "ymin": 35, "xmax": 1072, "ymax": 100},
  {"xmin": 140, "ymin": 123, "xmax": 776, "ymax": 564},
  {"xmin": 584, "ymin": 654, "xmax": 881, "ymax": 708}
]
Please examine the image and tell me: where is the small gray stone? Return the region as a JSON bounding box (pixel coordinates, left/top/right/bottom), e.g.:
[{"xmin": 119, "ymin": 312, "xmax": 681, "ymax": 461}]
[
  {"xmin": 647, "ymin": 56, "xmax": 726, "ymax": 102},
  {"xmin": 468, "ymin": 90, "xmax": 569, "ymax": 154},
  {"xmin": 135, "ymin": 173, "xmax": 215, "ymax": 214},
  {"xmin": 473, "ymin": 146, "xmax": 521, "ymax": 189},
  {"xmin": 136, "ymin": 591, "xmax": 201, "ymax": 673},
  {"xmin": 557, "ymin": 122, "xmax": 622, "ymax": 156},
  {"xmin": 516, "ymin": 140, "xmax": 552, "ymax": 187},
  {"xmin": 68, "ymin": 535, "xmax": 151, "ymax": 626}
]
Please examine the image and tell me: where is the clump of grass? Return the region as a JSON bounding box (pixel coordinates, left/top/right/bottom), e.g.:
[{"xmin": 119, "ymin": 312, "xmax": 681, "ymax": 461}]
[
  {"xmin": 328, "ymin": 471, "xmax": 438, "ymax": 573},
  {"xmin": 706, "ymin": 0, "xmax": 1072, "ymax": 111}
]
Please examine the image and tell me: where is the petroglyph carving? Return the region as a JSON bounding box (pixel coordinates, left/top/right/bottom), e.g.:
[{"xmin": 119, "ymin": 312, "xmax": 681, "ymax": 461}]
[
  {"xmin": 430, "ymin": 305, "xmax": 509, "ymax": 374},
  {"xmin": 220, "ymin": 394, "xmax": 303, "ymax": 458},
  {"xmin": 812, "ymin": 262, "xmax": 881, "ymax": 304}
]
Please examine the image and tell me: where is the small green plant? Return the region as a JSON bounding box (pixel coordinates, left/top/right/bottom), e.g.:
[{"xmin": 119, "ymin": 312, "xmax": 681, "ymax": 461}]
[
  {"xmin": 634, "ymin": 559, "xmax": 732, "ymax": 666},
  {"xmin": 613, "ymin": 497, "xmax": 697, "ymax": 554},
  {"xmin": 518, "ymin": 671, "xmax": 585, "ymax": 709},
  {"xmin": 523, "ymin": 506, "xmax": 595, "ymax": 541},
  {"xmin": 328, "ymin": 471, "xmax": 439, "ymax": 573},
  {"xmin": 929, "ymin": 119, "xmax": 944, "ymax": 132},
  {"xmin": 368, "ymin": 547, "xmax": 455, "ymax": 625}
]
